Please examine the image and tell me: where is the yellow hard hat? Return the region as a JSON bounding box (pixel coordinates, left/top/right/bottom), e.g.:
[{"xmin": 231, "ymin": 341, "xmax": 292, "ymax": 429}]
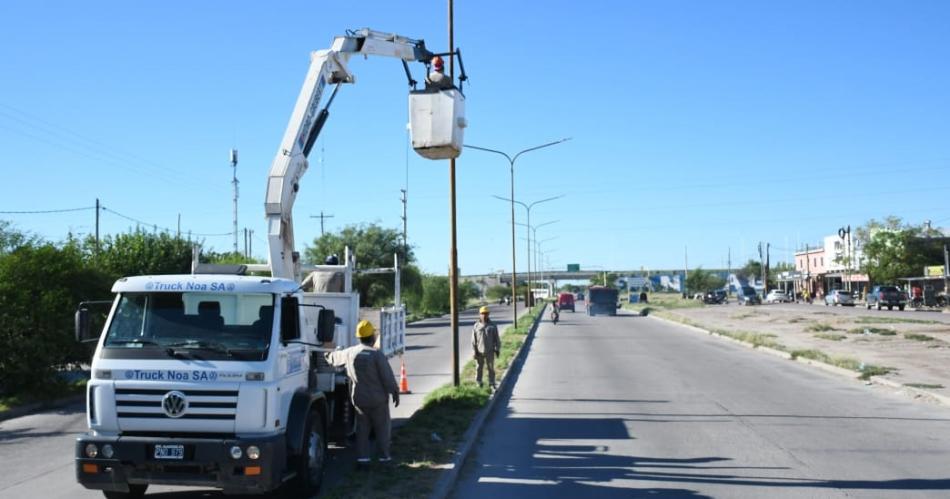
[
  {"xmin": 479, "ymin": 306, "xmax": 490, "ymax": 314},
  {"xmin": 355, "ymin": 320, "xmax": 376, "ymax": 338}
]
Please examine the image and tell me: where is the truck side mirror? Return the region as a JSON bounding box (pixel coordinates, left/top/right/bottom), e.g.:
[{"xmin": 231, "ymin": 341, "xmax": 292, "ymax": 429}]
[
  {"xmin": 75, "ymin": 307, "xmax": 90, "ymax": 343},
  {"xmin": 316, "ymin": 309, "xmax": 336, "ymax": 343},
  {"xmin": 280, "ymin": 296, "xmax": 301, "ymax": 343}
]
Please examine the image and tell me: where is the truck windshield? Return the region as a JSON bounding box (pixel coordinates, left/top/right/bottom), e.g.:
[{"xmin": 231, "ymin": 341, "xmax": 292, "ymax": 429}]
[{"xmin": 103, "ymin": 292, "xmax": 274, "ymax": 360}]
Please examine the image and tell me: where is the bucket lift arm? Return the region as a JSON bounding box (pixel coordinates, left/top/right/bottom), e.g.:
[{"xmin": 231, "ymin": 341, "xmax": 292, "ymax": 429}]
[{"xmin": 265, "ymin": 29, "xmax": 434, "ymax": 280}]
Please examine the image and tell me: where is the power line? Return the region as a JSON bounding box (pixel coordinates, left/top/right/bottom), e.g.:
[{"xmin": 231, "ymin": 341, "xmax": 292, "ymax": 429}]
[
  {"xmin": 100, "ymin": 206, "xmax": 233, "ymax": 237},
  {"xmin": 0, "ymin": 206, "xmax": 94, "ymax": 214},
  {"xmin": 0, "ymin": 103, "xmax": 220, "ymax": 184}
]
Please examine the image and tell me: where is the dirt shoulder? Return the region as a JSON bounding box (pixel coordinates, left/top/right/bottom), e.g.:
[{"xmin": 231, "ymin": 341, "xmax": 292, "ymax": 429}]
[{"xmin": 631, "ymin": 296, "xmax": 950, "ymax": 399}]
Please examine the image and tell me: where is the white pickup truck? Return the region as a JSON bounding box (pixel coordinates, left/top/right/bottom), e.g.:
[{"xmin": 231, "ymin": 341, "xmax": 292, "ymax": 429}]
[{"xmin": 74, "ymin": 256, "xmax": 405, "ymax": 497}]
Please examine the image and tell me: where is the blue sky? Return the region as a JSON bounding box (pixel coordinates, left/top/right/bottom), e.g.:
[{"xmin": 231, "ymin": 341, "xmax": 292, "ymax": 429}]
[{"xmin": 2, "ymin": 1, "xmax": 948, "ymax": 275}]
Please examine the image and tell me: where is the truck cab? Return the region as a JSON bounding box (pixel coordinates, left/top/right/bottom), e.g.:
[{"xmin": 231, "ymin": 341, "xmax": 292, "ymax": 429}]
[{"xmin": 75, "ymin": 267, "xmax": 402, "ymax": 497}]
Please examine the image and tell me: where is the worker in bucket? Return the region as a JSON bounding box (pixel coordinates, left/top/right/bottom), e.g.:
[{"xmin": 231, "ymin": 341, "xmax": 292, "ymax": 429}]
[
  {"xmin": 472, "ymin": 306, "xmax": 501, "ymax": 390},
  {"xmin": 326, "ymin": 320, "xmax": 400, "ymax": 464},
  {"xmin": 425, "ymin": 55, "xmax": 454, "ymax": 90}
]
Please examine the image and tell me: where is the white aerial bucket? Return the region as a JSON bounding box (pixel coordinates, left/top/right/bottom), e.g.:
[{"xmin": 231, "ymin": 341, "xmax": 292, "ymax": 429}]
[{"xmin": 409, "ymin": 88, "xmax": 466, "ymax": 160}]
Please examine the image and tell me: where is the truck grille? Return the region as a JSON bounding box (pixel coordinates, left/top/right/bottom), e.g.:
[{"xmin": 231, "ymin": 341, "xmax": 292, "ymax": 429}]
[{"xmin": 115, "ymin": 388, "xmax": 239, "ymax": 421}]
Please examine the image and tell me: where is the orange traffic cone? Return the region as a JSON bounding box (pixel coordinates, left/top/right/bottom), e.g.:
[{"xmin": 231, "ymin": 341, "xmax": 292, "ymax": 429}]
[{"xmin": 399, "ymin": 357, "xmax": 412, "ymax": 394}]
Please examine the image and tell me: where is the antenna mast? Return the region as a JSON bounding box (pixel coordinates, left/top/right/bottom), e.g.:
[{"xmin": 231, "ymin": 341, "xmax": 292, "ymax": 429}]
[{"xmin": 230, "ymin": 149, "xmax": 239, "ymax": 253}]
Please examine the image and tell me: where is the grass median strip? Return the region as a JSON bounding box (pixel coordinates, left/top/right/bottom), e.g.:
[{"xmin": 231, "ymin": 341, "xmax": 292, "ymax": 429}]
[
  {"xmin": 848, "ymin": 327, "xmax": 897, "ymax": 336},
  {"xmin": 855, "ymin": 316, "xmax": 939, "ymax": 325},
  {"xmin": 790, "ymin": 349, "xmax": 895, "ymax": 380},
  {"xmin": 905, "ymin": 383, "xmax": 945, "ymax": 389},
  {"xmin": 322, "ymin": 302, "xmax": 545, "ymax": 499},
  {"xmin": 904, "ymin": 333, "xmax": 937, "ymax": 342}
]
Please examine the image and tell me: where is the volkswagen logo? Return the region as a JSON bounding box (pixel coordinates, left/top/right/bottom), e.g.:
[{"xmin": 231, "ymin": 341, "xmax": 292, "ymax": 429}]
[{"xmin": 162, "ymin": 391, "xmax": 188, "ymax": 418}]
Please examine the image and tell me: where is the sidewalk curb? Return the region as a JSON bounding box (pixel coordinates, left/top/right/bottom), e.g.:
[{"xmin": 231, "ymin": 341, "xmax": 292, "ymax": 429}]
[
  {"xmin": 0, "ymin": 394, "xmax": 85, "ymax": 423},
  {"xmin": 428, "ymin": 304, "xmax": 545, "ymax": 499},
  {"xmin": 647, "ymin": 313, "xmax": 950, "ymax": 408}
]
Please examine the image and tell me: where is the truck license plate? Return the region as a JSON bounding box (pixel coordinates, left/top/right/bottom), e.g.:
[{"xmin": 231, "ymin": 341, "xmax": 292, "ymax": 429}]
[{"xmin": 153, "ymin": 444, "xmax": 184, "ymax": 460}]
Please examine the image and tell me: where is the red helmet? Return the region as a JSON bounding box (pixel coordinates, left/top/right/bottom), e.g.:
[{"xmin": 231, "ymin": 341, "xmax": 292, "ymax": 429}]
[{"xmin": 432, "ymin": 55, "xmax": 444, "ymax": 70}]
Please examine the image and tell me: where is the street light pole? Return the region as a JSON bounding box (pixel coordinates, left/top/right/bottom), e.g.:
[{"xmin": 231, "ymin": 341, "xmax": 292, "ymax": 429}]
[
  {"xmin": 517, "ymin": 220, "xmax": 558, "ymax": 297},
  {"xmin": 494, "ymin": 194, "xmax": 563, "ymax": 306},
  {"xmin": 448, "ymin": 0, "xmax": 460, "ymax": 386},
  {"xmin": 466, "ymin": 138, "xmax": 570, "ymax": 327}
]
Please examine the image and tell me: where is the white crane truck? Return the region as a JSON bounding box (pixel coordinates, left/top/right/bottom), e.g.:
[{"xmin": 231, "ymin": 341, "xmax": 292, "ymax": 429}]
[{"xmin": 73, "ymin": 28, "xmax": 466, "ymax": 498}]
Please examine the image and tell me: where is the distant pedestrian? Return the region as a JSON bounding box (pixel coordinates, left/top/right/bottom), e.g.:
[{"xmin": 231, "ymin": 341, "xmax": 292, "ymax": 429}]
[
  {"xmin": 425, "ymin": 55, "xmax": 454, "ymax": 90},
  {"xmin": 472, "ymin": 306, "xmax": 501, "ymax": 390},
  {"xmin": 325, "ymin": 320, "xmax": 400, "ymax": 464}
]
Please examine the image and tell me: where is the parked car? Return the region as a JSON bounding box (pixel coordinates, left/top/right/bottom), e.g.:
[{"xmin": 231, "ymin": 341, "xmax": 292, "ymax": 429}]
[
  {"xmin": 866, "ymin": 285, "xmax": 907, "ymax": 311},
  {"xmin": 824, "ymin": 289, "xmax": 855, "ymax": 306},
  {"xmin": 703, "ymin": 289, "xmax": 727, "ymax": 304},
  {"xmin": 737, "ymin": 286, "xmax": 761, "ymax": 306},
  {"xmin": 765, "ymin": 290, "xmax": 791, "ymax": 303},
  {"xmin": 557, "ymin": 292, "xmax": 575, "ymax": 312}
]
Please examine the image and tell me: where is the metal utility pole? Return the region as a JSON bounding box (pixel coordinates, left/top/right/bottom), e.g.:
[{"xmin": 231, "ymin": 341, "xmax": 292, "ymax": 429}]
[
  {"xmin": 230, "ymin": 149, "xmax": 239, "ymax": 254},
  {"xmin": 838, "ymin": 225, "xmax": 852, "ymax": 292},
  {"xmin": 448, "ymin": 0, "xmax": 460, "ymax": 387},
  {"xmin": 310, "ymin": 211, "xmax": 335, "ymax": 236},
  {"xmin": 683, "ymin": 245, "xmax": 688, "ymax": 298},
  {"xmin": 727, "ymin": 246, "xmax": 732, "ymax": 296},
  {"xmin": 758, "ymin": 242, "xmax": 770, "ymax": 297},
  {"xmin": 944, "ymin": 243, "xmax": 948, "ymax": 300},
  {"xmin": 94, "ymin": 198, "xmax": 100, "ymax": 256},
  {"xmin": 805, "ymin": 243, "xmax": 811, "ymax": 297}
]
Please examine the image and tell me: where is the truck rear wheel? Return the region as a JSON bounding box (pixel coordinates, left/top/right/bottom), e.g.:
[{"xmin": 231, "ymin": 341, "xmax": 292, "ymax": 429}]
[{"xmin": 103, "ymin": 484, "xmax": 147, "ymax": 499}]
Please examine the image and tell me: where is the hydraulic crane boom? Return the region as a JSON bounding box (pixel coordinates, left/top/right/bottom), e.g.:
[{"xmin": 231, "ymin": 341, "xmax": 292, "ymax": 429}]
[{"xmin": 265, "ymin": 29, "xmax": 434, "ymax": 280}]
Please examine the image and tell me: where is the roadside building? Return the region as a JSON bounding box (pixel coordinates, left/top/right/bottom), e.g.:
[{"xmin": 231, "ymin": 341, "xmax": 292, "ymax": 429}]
[
  {"xmin": 821, "ymin": 234, "xmax": 868, "ymax": 296},
  {"xmin": 795, "ymin": 245, "xmax": 826, "ymax": 298}
]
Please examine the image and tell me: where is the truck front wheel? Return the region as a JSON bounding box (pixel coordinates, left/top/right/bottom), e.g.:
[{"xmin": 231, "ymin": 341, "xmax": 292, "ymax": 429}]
[
  {"xmin": 103, "ymin": 484, "xmax": 147, "ymax": 499},
  {"xmin": 288, "ymin": 410, "xmax": 326, "ymax": 497}
]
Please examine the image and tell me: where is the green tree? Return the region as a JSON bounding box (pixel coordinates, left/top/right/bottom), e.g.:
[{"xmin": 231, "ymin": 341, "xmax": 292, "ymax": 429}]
[
  {"xmin": 0, "ymin": 221, "xmax": 37, "ymax": 254},
  {"xmin": 458, "ymin": 280, "xmax": 481, "ymax": 306},
  {"xmin": 737, "ymin": 260, "xmax": 761, "ymax": 282},
  {"xmin": 861, "ymin": 228, "xmax": 943, "ymax": 284},
  {"xmin": 685, "ymin": 267, "xmax": 725, "ymax": 293},
  {"xmin": 485, "ymin": 285, "xmax": 510, "ymax": 301},
  {"xmin": 0, "ymin": 241, "xmax": 111, "ymax": 396},
  {"xmin": 589, "ymin": 272, "xmax": 619, "ymax": 287},
  {"xmin": 201, "ymin": 250, "xmax": 265, "ymax": 265},
  {"xmin": 420, "ymin": 275, "xmax": 450, "ymax": 315},
  {"xmin": 305, "ymin": 224, "xmax": 412, "ymax": 307},
  {"xmin": 93, "ymin": 229, "xmax": 193, "ymax": 280}
]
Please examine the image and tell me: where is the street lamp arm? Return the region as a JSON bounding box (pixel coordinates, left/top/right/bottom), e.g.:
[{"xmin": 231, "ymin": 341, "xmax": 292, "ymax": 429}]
[
  {"xmin": 492, "ymin": 194, "xmax": 528, "ymax": 210},
  {"xmin": 528, "ymin": 194, "xmax": 565, "ymax": 210},
  {"xmin": 511, "ymin": 137, "xmax": 572, "ymax": 163},
  {"xmin": 464, "ymin": 144, "xmax": 513, "ymax": 164}
]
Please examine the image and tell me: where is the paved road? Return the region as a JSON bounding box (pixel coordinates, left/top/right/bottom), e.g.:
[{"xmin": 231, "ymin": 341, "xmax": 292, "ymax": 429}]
[
  {"xmin": 0, "ymin": 303, "xmax": 521, "ymax": 499},
  {"xmin": 452, "ymin": 301, "xmax": 950, "ymax": 498}
]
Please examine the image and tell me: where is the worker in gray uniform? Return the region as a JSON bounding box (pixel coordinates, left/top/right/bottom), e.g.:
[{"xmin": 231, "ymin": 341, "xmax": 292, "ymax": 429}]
[
  {"xmin": 472, "ymin": 306, "xmax": 501, "ymax": 389},
  {"xmin": 326, "ymin": 320, "xmax": 400, "ymax": 464}
]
